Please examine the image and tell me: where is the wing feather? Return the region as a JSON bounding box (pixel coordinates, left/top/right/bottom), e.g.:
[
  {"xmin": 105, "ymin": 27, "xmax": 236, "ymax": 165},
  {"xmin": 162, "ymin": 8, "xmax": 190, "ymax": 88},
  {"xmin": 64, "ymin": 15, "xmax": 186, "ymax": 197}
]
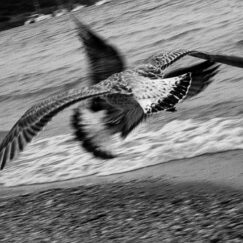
[
  {"xmin": 71, "ymin": 16, "xmax": 127, "ymax": 157},
  {"xmin": 10, "ymin": 138, "xmax": 17, "ymax": 160},
  {"xmin": 18, "ymin": 134, "xmax": 25, "ymax": 152}
]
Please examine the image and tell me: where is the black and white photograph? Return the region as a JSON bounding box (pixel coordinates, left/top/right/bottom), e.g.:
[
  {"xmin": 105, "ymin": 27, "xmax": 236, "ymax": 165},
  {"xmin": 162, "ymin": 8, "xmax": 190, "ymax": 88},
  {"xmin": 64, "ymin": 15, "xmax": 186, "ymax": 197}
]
[{"xmin": 0, "ymin": 0, "xmax": 243, "ymax": 242}]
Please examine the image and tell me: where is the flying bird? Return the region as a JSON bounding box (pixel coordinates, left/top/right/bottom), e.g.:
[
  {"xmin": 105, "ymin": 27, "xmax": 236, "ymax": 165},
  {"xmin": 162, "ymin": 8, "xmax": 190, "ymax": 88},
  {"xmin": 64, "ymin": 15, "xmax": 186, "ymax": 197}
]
[
  {"xmin": 1, "ymin": 16, "xmax": 243, "ymax": 170},
  {"xmin": 70, "ymin": 15, "xmax": 243, "ymax": 159}
]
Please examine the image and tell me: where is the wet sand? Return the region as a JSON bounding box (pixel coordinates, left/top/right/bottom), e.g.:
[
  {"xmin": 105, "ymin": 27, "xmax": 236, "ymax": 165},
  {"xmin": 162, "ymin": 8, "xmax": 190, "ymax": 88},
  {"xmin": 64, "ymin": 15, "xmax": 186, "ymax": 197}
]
[{"xmin": 0, "ymin": 150, "xmax": 243, "ymax": 242}]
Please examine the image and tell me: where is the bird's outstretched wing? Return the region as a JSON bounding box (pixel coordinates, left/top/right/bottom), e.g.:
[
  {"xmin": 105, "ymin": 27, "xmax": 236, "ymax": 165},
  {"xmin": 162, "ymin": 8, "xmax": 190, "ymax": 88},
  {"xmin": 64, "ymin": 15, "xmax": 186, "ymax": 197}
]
[
  {"xmin": 138, "ymin": 49, "xmax": 243, "ymax": 79},
  {"xmin": 71, "ymin": 15, "xmax": 125, "ymax": 84},
  {"xmin": 140, "ymin": 48, "xmax": 242, "ymax": 100},
  {"xmin": 0, "ymin": 83, "xmax": 118, "ymax": 170},
  {"xmin": 71, "ymin": 15, "xmax": 126, "ymax": 157}
]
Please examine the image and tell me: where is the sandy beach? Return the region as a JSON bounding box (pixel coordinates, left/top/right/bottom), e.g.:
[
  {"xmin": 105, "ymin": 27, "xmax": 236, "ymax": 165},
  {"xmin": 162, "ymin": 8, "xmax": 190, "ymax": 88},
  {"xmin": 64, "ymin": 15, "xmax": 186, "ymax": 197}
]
[{"xmin": 0, "ymin": 150, "xmax": 242, "ymax": 242}]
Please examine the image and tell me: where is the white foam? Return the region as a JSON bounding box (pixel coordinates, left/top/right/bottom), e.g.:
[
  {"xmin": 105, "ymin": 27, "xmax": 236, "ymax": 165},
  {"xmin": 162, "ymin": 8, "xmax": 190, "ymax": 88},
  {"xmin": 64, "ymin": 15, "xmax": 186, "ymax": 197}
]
[{"xmin": 1, "ymin": 116, "xmax": 243, "ymax": 186}]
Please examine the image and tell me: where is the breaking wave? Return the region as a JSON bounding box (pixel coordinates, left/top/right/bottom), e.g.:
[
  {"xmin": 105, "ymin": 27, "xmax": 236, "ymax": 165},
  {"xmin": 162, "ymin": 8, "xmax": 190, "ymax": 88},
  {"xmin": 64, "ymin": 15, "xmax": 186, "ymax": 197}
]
[{"xmin": 1, "ymin": 116, "xmax": 243, "ymax": 186}]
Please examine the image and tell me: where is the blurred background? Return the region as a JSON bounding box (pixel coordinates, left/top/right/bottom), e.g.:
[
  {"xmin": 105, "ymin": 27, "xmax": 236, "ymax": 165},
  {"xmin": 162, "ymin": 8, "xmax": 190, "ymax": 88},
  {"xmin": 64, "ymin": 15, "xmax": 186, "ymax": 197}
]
[
  {"xmin": 0, "ymin": 0, "xmax": 242, "ymax": 186},
  {"xmin": 0, "ymin": 0, "xmax": 103, "ymax": 31}
]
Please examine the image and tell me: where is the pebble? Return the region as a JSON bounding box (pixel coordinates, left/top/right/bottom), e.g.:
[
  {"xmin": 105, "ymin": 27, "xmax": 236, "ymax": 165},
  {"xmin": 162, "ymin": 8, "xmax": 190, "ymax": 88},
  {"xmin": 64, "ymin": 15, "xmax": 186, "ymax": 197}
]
[{"xmin": 0, "ymin": 180, "xmax": 242, "ymax": 242}]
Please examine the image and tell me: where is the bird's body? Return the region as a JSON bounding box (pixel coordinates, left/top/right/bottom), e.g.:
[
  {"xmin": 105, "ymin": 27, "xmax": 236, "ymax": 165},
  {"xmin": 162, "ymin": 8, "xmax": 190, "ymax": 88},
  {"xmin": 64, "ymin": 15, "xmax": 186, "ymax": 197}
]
[{"xmin": 0, "ymin": 16, "xmax": 243, "ymax": 170}]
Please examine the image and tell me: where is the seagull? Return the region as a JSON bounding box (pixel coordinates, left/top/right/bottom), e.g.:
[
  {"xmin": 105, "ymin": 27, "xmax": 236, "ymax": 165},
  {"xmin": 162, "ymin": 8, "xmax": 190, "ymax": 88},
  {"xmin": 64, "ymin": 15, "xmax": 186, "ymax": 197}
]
[
  {"xmin": 0, "ymin": 17, "xmax": 243, "ymax": 170},
  {"xmin": 70, "ymin": 15, "xmax": 243, "ymax": 159}
]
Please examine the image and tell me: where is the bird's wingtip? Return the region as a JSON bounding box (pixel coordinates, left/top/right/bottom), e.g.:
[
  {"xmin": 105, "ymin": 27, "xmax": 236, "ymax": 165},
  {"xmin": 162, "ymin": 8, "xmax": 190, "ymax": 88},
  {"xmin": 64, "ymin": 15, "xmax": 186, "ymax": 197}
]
[
  {"xmin": 69, "ymin": 13, "xmax": 78, "ymax": 23},
  {"xmin": 69, "ymin": 13, "xmax": 87, "ymax": 30},
  {"xmin": 0, "ymin": 152, "xmax": 6, "ymax": 170}
]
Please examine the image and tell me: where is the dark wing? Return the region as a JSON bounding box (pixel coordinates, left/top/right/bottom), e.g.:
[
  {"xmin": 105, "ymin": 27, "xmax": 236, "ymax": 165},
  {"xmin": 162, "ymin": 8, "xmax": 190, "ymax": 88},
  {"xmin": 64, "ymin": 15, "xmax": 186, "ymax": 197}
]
[
  {"xmin": 71, "ymin": 15, "xmax": 125, "ymax": 84},
  {"xmin": 72, "ymin": 96, "xmax": 145, "ymax": 159},
  {"xmin": 189, "ymin": 51, "xmax": 243, "ymax": 68},
  {"xmin": 104, "ymin": 99, "xmax": 145, "ymax": 138},
  {"xmin": 164, "ymin": 61, "xmax": 220, "ymax": 99},
  {"xmin": 72, "ymin": 107, "xmax": 116, "ymax": 159},
  {"xmin": 0, "ymin": 84, "xmax": 113, "ymax": 170},
  {"xmin": 71, "ymin": 15, "xmax": 126, "ymax": 158}
]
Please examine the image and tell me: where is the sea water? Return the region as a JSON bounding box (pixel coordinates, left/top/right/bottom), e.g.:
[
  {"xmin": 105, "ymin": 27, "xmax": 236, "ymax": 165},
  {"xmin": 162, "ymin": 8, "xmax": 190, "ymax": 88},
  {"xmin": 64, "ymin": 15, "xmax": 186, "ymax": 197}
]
[{"xmin": 0, "ymin": 0, "xmax": 242, "ymax": 186}]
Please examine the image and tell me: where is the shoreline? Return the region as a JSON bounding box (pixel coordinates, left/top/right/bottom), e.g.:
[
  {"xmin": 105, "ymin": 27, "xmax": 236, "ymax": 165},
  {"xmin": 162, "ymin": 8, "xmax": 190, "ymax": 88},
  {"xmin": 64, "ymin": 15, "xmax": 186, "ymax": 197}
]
[{"xmin": 1, "ymin": 149, "xmax": 242, "ymax": 198}]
